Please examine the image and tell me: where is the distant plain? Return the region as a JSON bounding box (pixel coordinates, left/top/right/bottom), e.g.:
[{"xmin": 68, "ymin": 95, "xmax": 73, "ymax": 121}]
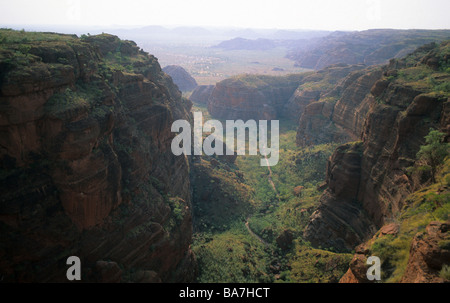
[{"xmin": 142, "ymin": 42, "xmax": 310, "ymax": 85}]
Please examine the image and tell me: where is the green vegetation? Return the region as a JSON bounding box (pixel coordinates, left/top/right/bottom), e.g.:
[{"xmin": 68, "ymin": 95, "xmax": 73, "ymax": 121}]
[
  {"xmin": 191, "ymin": 158, "xmax": 255, "ymax": 232},
  {"xmin": 370, "ymin": 234, "xmax": 411, "ymax": 281},
  {"xmin": 384, "ymin": 41, "xmax": 450, "ymax": 97},
  {"xmin": 0, "ymin": 28, "xmax": 80, "ymax": 70},
  {"xmin": 395, "ymin": 65, "xmax": 450, "ymax": 94},
  {"xmin": 0, "ymin": 28, "xmax": 77, "ymax": 43},
  {"xmin": 193, "ymin": 226, "xmax": 271, "ymax": 283},
  {"xmin": 368, "ymin": 157, "xmax": 450, "ymax": 282},
  {"xmin": 241, "ymin": 141, "xmax": 337, "ymax": 243},
  {"xmin": 416, "ymin": 129, "xmax": 449, "ymax": 183},
  {"xmin": 440, "ymin": 265, "xmax": 450, "ymax": 280},
  {"xmin": 5, "ymin": 28, "xmax": 448, "ymax": 283},
  {"xmin": 192, "ymin": 114, "xmax": 344, "ymax": 283},
  {"xmin": 287, "ymin": 240, "xmax": 353, "ymax": 283},
  {"xmin": 228, "ymin": 73, "xmax": 307, "ymax": 88},
  {"xmin": 44, "ymin": 88, "xmax": 89, "ymax": 117},
  {"xmin": 45, "ymin": 82, "xmax": 110, "ymax": 119},
  {"xmin": 191, "ymin": 39, "xmax": 450, "ymax": 282}
]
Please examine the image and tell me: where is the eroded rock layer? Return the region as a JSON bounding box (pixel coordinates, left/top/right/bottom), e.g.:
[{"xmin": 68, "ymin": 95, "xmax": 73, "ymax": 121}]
[
  {"xmin": 0, "ymin": 32, "xmax": 196, "ymax": 282},
  {"xmin": 302, "ymin": 42, "xmax": 450, "ymax": 285}
]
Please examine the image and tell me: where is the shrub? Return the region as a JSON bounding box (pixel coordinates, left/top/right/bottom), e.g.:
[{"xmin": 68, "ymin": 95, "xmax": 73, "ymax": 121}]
[
  {"xmin": 440, "ymin": 264, "xmax": 450, "ymax": 281},
  {"xmin": 416, "ymin": 129, "xmax": 449, "ymax": 183}
]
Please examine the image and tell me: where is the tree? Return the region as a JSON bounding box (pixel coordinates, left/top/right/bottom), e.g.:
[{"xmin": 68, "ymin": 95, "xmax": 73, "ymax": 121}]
[{"xmin": 416, "ymin": 129, "xmax": 449, "ymax": 183}]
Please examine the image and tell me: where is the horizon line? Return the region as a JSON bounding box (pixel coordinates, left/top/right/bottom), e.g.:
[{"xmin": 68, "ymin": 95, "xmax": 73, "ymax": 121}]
[{"xmin": 1, "ymin": 23, "xmax": 450, "ymax": 33}]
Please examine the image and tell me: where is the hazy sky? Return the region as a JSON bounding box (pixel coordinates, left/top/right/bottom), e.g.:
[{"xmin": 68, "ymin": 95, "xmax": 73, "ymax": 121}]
[{"xmin": 1, "ymin": 0, "xmax": 449, "ymax": 31}]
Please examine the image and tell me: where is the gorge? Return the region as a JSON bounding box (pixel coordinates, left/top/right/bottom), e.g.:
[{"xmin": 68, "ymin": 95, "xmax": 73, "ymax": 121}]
[{"xmin": 0, "ymin": 28, "xmax": 449, "ymax": 283}]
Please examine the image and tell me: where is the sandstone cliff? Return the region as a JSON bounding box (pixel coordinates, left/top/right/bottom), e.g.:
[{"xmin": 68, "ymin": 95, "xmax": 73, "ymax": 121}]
[
  {"xmin": 0, "ymin": 30, "xmax": 196, "ymax": 282},
  {"xmin": 285, "ymin": 64, "xmax": 362, "ymax": 118},
  {"xmin": 162, "ymin": 65, "xmax": 198, "ymax": 92},
  {"xmin": 189, "ymin": 84, "xmax": 214, "ymax": 105},
  {"xmin": 295, "ymin": 66, "xmax": 384, "ymax": 147},
  {"xmin": 287, "ymin": 29, "xmax": 450, "ymax": 70},
  {"xmin": 208, "ymin": 74, "xmax": 305, "ymax": 120},
  {"xmin": 300, "ymin": 41, "xmax": 450, "ymax": 282}
]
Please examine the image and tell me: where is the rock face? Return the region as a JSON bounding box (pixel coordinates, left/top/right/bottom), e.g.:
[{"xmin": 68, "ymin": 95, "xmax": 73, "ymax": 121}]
[
  {"xmin": 303, "ymin": 143, "xmax": 376, "ymax": 252},
  {"xmin": 189, "ymin": 85, "xmax": 214, "ymax": 104},
  {"xmin": 208, "ymin": 74, "xmax": 305, "ymax": 120},
  {"xmin": 338, "ymin": 244, "xmax": 372, "ymax": 283},
  {"xmin": 401, "ymin": 221, "xmax": 450, "ymax": 283},
  {"xmin": 287, "ymin": 29, "xmax": 450, "ymax": 70},
  {"xmin": 303, "ymin": 41, "xmax": 450, "ymax": 255},
  {"xmin": 0, "ymin": 31, "xmax": 196, "ymax": 282},
  {"xmin": 339, "ymin": 221, "xmax": 450, "ymax": 283},
  {"xmin": 162, "ymin": 65, "xmax": 198, "ymax": 92},
  {"xmin": 284, "ymin": 64, "xmax": 365, "ymax": 120},
  {"xmin": 295, "ymin": 67, "xmax": 383, "ymax": 147}
]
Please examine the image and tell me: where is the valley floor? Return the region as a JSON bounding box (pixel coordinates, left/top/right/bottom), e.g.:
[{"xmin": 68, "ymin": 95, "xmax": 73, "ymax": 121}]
[{"xmin": 190, "ymin": 103, "xmax": 352, "ymax": 283}]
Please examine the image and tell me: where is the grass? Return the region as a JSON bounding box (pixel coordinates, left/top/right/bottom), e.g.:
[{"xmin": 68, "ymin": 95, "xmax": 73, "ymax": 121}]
[
  {"xmin": 192, "ymin": 110, "xmax": 344, "ymax": 282},
  {"xmin": 367, "ymin": 157, "xmax": 450, "ymax": 282},
  {"xmin": 192, "ymin": 224, "xmax": 272, "ymax": 283},
  {"xmin": 383, "ymin": 41, "xmax": 450, "ymax": 97},
  {"xmin": 0, "ymin": 28, "xmax": 77, "ymax": 43},
  {"xmin": 191, "ymin": 157, "xmax": 255, "ymax": 232},
  {"xmin": 440, "ymin": 265, "xmax": 450, "ymax": 280},
  {"xmin": 395, "ymin": 65, "xmax": 450, "ymax": 94},
  {"xmin": 45, "ymin": 87, "xmax": 90, "ymax": 118},
  {"xmin": 191, "ymin": 51, "xmax": 450, "ymax": 280},
  {"xmin": 228, "ymin": 73, "xmax": 306, "ymax": 88},
  {"xmin": 287, "ymin": 240, "xmax": 353, "ymax": 283}
]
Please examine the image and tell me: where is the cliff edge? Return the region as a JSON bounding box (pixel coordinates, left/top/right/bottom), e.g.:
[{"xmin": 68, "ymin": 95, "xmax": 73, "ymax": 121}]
[{"xmin": 0, "ymin": 30, "xmax": 196, "ymax": 282}]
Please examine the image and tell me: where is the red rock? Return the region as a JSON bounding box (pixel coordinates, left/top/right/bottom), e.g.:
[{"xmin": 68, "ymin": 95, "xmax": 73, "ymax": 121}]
[
  {"xmin": 401, "ymin": 221, "xmax": 450, "ymax": 283},
  {"xmin": 293, "ymin": 186, "xmax": 304, "ymax": 196},
  {"xmin": 208, "ymin": 75, "xmax": 303, "ymax": 120},
  {"xmin": 190, "ymin": 85, "xmax": 214, "ymax": 104},
  {"xmin": 162, "ymin": 65, "xmax": 198, "ymax": 92},
  {"xmin": 0, "ymin": 33, "xmax": 196, "ymax": 282},
  {"xmin": 378, "ymin": 223, "xmax": 399, "ymax": 237}
]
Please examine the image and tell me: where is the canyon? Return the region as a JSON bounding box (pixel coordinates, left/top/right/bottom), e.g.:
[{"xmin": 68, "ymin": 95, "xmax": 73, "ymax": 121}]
[
  {"xmin": 0, "ymin": 28, "xmax": 448, "ymax": 283},
  {"xmin": 202, "ymin": 40, "xmax": 450, "ymax": 282}
]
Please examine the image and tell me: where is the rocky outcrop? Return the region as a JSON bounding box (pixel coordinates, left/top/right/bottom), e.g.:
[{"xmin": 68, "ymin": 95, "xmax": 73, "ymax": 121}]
[
  {"xmin": 162, "ymin": 65, "xmax": 198, "ymax": 92},
  {"xmin": 284, "ymin": 64, "xmax": 365, "ymax": 120},
  {"xmin": 0, "ymin": 31, "xmax": 196, "ymax": 282},
  {"xmin": 401, "ymin": 221, "xmax": 450, "ymax": 283},
  {"xmin": 208, "ymin": 74, "xmax": 305, "ymax": 120},
  {"xmin": 303, "ymin": 41, "xmax": 450, "ymax": 254},
  {"xmin": 303, "ymin": 143, "xmax": 376, "ymax": 252},
  {"xmin": 338, "ymin": 243, "xmax": 372, "ymax": 283},
  {"xmin": 189, "ymin": 85, "xmax": 214, "ymax": 104},
  {"xmin": 295, "ymin": 67, "xmax": 382, "ymax": 147},
  {"xmin": 339, "ymin": 221, "xmax": 450, "ymax": 283}
]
